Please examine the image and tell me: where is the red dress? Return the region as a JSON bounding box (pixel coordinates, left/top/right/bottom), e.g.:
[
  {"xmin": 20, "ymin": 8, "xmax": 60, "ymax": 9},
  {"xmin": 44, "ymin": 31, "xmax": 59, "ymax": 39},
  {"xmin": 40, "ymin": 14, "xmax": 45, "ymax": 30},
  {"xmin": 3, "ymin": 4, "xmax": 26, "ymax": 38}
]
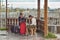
[{"xmin": 20, "ymin": 22, "xmax": 26, "ymax": 35}]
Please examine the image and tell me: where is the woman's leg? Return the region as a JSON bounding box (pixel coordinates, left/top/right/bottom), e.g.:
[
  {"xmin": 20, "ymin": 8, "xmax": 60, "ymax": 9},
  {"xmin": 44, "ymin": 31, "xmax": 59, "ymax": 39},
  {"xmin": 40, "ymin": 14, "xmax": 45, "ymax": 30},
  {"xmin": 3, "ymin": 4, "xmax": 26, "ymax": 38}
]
[
  {"xmin": 30, "ymin": 26, "xmax": 34, "ymax": 36},
  {"xmin": 30, "ymin": 28, "xmax": 33, "ymax": 36},
  {"xmin": 26, "ymin": 28, "xmax": 28, "ymax": 35},
  {"xmin": 33, "ymin": 27, "xmax": 37, "ymax": 35}
]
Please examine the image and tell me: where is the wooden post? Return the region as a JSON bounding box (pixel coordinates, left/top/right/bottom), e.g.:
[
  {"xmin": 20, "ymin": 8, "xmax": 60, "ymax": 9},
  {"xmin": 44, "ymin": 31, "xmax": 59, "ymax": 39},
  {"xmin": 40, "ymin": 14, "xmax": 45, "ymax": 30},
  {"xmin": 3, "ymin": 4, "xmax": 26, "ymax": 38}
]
[
  {"xmin": 0, "ymin": 0, "xmax": 1, "ymax": 14},
  {"xmin": 6, "ymin": 0, "xmax": 8, "ymax": 30},
  {"xmin": 0, "ymin": 0, "xmax": 1, "ymax": 28},
  {"xmin": 0, "ymin": 0, "xmax": 1, "ymax": 12},
  {"xmin": 37, "ymin": 0, "xmax": 40, "ymax": 20},
  {"xmin": 44, "ymin": 0, "xmax": 48, "ymax": 37}
]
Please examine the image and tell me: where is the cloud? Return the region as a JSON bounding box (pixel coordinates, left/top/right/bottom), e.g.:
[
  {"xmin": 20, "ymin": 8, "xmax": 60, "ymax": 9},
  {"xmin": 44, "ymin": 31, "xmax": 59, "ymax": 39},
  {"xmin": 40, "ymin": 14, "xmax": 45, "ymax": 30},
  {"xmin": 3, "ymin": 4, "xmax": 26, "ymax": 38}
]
[
  {"xmin": 2, "ymin": 1, "xmax": 60, "ymax": 9},
  {"xmin": 3, "ymin": 2, "xmax": 37, "ymax": 9},
  {"xmin": 2, "ymin": 0, "xmax": 36, "ymax": 2},
  {"xmin": 48, "ymin": 2, "xmax": 60, "ymax": 8},
  {"xmin": 49, "ymin": 0, "xmax": 60, "ymax": 2}
]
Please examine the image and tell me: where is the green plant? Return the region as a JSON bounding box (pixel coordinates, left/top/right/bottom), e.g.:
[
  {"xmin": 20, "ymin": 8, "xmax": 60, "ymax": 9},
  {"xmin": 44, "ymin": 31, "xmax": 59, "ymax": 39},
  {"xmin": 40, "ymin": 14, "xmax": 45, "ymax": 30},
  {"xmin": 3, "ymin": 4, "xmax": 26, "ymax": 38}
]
[
  {"xmin": 0, "ymin": 28, "xmax": 7, "ymax": 30},
  {"xmin": 45, "ymin": 32, "xmax": 57, "ymax": 39}
]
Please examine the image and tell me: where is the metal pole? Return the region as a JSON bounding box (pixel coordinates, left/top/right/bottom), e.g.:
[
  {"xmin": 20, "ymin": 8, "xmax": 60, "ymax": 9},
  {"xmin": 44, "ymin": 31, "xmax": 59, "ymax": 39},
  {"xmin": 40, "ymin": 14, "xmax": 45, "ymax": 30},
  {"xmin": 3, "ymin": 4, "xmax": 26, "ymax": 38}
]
[
  {"xmin": 6, "ymin": 0, "xmax": 8, "ymax": 30},
  {"xmin": 44, "ymin": 0, "xmax": 48, "ymax": 37}
]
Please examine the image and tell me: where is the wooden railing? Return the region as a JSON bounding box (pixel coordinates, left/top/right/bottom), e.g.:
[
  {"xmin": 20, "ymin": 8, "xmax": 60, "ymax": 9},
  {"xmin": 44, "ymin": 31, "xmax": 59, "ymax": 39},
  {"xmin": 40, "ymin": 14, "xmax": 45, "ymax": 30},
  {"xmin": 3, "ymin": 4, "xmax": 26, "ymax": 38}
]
[
  {"xmin": 36, "ymin": 20, "xmax": 44, "ymax": 33},
  {"xmin": 7, "ymin": 18, "xmax": 44, "ymax": 33}
]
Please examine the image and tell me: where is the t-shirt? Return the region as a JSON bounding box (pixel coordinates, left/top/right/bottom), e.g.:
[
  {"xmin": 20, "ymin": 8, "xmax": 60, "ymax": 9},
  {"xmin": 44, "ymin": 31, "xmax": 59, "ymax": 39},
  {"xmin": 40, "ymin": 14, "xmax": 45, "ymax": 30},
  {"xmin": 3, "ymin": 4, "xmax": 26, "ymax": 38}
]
[{"xmin": 31, "ymin": 18, "xmax": 36, "ymax": 25}]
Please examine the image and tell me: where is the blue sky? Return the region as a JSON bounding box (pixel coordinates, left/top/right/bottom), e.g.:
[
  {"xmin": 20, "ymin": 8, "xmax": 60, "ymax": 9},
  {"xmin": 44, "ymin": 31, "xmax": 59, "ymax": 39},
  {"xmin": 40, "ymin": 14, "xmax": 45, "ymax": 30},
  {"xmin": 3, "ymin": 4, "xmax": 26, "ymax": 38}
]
[{"xmin": 1, "ymin": 0, "xmax": 60, "ymax": 9}]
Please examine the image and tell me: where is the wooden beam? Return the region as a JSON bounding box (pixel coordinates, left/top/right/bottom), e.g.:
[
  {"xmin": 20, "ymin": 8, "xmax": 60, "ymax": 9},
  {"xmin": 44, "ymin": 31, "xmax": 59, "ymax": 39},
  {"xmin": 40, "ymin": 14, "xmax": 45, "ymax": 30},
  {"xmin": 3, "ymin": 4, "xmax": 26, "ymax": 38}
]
[
  {"xmin": 0, "ymin": 0, "xmax": 1, "ymax": 12},
  {"xmin": 0, "ymin": 0, "xmax": 1, "ymax": 28},
  {"xmin": 37, "ymin": 0, "xmax": 40, "ymax": 20},
  {"xmin": 44, "ymin": 0, "xmax": 48, "ymax": 37},
  {"xmin": 6, "ymin": 0, "xmax": 8, "ymax": 30}
]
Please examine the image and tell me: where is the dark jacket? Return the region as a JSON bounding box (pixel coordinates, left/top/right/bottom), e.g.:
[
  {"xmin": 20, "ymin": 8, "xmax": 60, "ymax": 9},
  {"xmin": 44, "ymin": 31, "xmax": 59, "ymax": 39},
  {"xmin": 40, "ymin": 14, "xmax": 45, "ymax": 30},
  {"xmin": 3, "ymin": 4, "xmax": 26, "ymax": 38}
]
[{"xmin": 18, "ymin": 17, "xmax": 26, "ymax": 25}]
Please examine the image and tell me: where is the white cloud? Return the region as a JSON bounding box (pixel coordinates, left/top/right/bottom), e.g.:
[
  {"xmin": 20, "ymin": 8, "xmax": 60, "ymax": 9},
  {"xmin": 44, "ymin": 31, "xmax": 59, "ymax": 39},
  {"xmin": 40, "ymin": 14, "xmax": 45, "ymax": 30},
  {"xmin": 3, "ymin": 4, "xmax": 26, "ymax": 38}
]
[
  {"xmin": 48, "ymin": 2, "xmax": 60, "ymax": 8},
  {"xmin": 2, "ymin": 2, "xmax": 60, "ymax": 9}
]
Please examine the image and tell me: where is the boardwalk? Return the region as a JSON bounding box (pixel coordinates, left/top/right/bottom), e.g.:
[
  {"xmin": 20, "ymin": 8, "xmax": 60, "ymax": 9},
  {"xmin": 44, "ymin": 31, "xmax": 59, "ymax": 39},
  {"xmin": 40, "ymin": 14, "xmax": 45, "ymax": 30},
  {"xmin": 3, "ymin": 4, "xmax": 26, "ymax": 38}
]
[
  {"xmin": 7, "ymin": 33, "xmax": 43, "ymax": 40},
  {"xmin": 0, "ymin": 31, "xmax": 44, "ymax": 40},
  {"xmin": 0, "ymin": 31, "xmax": 60, "ymax": 40}
]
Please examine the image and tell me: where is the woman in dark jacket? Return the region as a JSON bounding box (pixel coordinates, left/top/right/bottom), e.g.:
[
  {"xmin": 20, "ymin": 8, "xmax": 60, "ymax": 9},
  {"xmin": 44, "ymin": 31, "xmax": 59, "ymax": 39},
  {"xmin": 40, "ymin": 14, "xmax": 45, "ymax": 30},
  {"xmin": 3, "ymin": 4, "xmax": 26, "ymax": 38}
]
[{"xmin": 18, "ymin": 13, "xmax": 26, "ymax": 35}]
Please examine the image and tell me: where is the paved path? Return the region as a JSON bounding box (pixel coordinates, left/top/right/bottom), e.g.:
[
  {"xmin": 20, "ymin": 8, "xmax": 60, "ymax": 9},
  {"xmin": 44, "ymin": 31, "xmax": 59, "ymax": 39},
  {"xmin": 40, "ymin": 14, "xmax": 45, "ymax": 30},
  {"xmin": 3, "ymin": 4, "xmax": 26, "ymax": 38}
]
[
  {"xmin": 0, "ymin": 31, "xmax": 44, "ymax": 40},
  {"xmin": 0, "ymin": 31, "xmax": 60, "ymax": 40},
  {"xmin": 7, "ymin": 32, "xmax": 44, "ymax": 40}
]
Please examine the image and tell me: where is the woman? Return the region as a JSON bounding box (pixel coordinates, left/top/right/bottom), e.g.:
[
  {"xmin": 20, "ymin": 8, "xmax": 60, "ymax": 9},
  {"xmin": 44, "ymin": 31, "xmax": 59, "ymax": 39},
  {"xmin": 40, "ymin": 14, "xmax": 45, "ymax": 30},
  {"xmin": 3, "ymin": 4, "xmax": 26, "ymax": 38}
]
[
  {"xmin": 18, "ymin": 13, "xmax": 26, "ymax": 35},
  {"xmin": 28, "ymin": 15, "xmax": 37, "ymax": 36}
]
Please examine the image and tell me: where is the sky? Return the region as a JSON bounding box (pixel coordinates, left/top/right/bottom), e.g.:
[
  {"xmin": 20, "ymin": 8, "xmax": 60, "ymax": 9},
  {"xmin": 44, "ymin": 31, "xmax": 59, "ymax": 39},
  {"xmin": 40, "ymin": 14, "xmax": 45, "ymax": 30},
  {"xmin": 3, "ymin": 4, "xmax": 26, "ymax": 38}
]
[
  {"xmin": 2, "ymin": 0, "xmax": 60, "ymax": 2},
  {"xmin": 1, "ymin": 0, "xmax": 36, "ymax": 2},
  {"xmin": 1, "ymin": 0, "xmax": 60, "ymax": 9},
  {"xmin": 49, "ymin": 0, "xmax": 60, "ymax": 2}
]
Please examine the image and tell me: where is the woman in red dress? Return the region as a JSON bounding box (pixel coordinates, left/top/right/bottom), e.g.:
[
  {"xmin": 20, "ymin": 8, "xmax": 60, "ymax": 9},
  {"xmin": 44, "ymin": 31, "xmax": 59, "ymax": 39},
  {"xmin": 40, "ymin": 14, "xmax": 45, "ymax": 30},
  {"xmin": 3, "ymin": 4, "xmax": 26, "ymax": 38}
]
[{"xmin": 18, "ymin": 13, "xmax": 26, "ymax": 35}]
